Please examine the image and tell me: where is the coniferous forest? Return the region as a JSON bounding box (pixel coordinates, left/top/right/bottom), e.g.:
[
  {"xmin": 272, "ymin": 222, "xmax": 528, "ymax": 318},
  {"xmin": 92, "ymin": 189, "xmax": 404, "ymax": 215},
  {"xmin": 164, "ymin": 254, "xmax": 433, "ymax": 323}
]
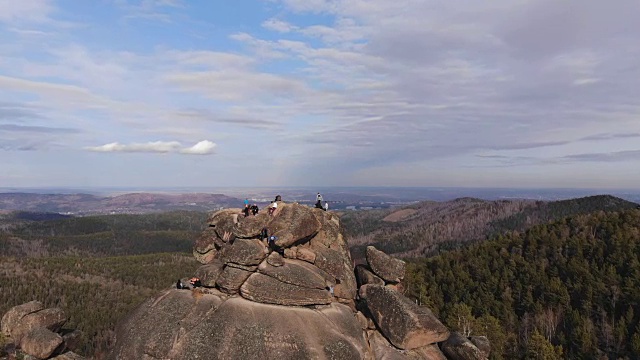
[{"xmin": 403, "ymin": 209, "xmax": 640, "ymax": 359}]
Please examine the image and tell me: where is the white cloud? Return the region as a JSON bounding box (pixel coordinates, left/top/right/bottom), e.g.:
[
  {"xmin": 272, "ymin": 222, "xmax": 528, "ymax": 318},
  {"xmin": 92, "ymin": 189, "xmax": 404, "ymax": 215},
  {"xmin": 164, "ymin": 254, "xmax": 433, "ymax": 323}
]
[
  {"xmin": 85, "ymin": 141, "xmax": 181, "ymax": 153},
  {"xmin": 262, "ymin": 18, "xmax": 297, "ymax": 33},
  {"xmin": 180, "ymin": 140, "xmax": 216, "ymax": 155},
  {"xmin": 85, "ymin": 140, "xmax": 216, "ymax": 155}
]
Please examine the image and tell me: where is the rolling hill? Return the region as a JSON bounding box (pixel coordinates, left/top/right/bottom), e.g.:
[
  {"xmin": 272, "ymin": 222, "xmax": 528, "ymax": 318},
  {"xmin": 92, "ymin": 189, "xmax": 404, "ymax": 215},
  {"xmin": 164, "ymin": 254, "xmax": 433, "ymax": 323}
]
[{"xmin": 342, "ymin": 195, "xmax": 639, "ymax": 259}]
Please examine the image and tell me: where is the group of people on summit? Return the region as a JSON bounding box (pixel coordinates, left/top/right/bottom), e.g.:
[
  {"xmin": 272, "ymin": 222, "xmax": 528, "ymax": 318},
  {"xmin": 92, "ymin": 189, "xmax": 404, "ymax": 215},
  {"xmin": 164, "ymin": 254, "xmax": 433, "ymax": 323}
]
[{"xmin": 243, "ymin": 193, "xmax": 329, "ymax": 215}]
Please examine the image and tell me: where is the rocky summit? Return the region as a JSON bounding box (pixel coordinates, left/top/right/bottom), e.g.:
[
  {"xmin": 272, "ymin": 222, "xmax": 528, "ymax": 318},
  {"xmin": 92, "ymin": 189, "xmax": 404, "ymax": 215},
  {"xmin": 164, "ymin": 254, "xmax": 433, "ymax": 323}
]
[{"xmin": 108, "ymin": 201, "xmax": 490, "ymax": 360}]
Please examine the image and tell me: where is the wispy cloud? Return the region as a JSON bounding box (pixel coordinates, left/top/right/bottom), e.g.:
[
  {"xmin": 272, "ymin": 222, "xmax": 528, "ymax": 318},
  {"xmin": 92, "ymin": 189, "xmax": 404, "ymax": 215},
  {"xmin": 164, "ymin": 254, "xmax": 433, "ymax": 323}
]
[
  {"xmin": 262, "ymin": 18, "xmax": 297, "ymax": 33},
  {"xmin": 0, "ymin": 0, "xmax": 54, "ymax": 23},
  {"xmin": 85, "ymin": 140, "xmax": 216, "ymax": 155},
  {"xmin": 0, "ymin": 124, "xmax": 79, "ymax": 133},
  {"xmin": 579, "ymin": 133, "xmax": 640, "ymax": 141},
  {"xmin": 561, "ymin": 150, "xmax": 640, "ymax": 163}
]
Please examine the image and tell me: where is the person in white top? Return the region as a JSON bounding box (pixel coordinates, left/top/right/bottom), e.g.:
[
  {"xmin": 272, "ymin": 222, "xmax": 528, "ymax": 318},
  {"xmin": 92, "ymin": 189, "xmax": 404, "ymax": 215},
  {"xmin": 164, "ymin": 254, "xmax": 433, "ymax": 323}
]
[
  {"xmin": 323, "ymin": 202, "xmax": 329, "ymax": 211},
  {"xmin": 269, "ymin": 201, "xmax": 278, "ymax": 216}
]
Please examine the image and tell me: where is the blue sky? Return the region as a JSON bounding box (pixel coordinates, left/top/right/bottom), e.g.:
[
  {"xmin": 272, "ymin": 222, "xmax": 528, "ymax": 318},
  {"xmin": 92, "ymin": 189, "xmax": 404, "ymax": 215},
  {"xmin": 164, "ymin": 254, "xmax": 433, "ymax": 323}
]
[{"xmin": 1, "ymin": 0, "xmax": 639, "ymax": 189}]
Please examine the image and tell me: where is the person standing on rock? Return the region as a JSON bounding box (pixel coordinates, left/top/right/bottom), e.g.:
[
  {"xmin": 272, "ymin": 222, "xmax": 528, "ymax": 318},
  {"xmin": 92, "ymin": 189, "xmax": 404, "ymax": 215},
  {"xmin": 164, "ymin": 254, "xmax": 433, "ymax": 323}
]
[
  {"xmin": 268, "ymin": 200, "xmax": 278, "ymax": 216},
  {"xmin": 316, "ymin": 192, "xmax": 323, "ymax": 202}
]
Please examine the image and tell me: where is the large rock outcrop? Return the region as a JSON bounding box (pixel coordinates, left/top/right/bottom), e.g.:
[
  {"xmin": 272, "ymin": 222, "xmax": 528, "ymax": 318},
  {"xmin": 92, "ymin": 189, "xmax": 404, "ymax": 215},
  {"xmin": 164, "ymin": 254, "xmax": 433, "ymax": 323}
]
[{"xmin": 109, "ymin": 200, "xmax": 490, "ymax": 360}]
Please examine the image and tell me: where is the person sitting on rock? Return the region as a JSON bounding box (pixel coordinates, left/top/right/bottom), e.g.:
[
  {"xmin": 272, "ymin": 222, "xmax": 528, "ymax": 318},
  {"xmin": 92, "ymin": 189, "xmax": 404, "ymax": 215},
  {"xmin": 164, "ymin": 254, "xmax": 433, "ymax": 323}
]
[
  {"xmin": 251, "ymin": 204, "xmax": 259, "ymax": 215},
  {"xmin": 323, "ymin": 202, "xmax": 329, "ymax": 211},
  {"xmin": 268, "ymin": 235, "xmax": 277, "ymax": 249},
  {"xmin": 189, "ymin": 277, "xmax": 202, "ymax": 288},
  {"xmin": 315, "ymin": 199, "xmax": 323, "ymax": 209},
  {"xmin": 268, "ymin": 201, "xmax": 278, "ymax": 216},
  {"xmin": 274, "ymin": 194, "xmax": 282, "ymax": 202}
]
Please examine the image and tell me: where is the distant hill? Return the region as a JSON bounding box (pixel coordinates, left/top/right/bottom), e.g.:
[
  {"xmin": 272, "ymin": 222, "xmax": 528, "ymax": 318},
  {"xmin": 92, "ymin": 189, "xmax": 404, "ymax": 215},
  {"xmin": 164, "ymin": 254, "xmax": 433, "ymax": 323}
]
[
  {"xmin": 404, "ymin": 208, "xmax": 640, "ymax": 359},
  {"xmin": 0, "ymin": 192, "xmax": 241, "ymax": 215},
  {"xmin": 342, "ymin": 195, "xmax": 639, "ymax": 259}
]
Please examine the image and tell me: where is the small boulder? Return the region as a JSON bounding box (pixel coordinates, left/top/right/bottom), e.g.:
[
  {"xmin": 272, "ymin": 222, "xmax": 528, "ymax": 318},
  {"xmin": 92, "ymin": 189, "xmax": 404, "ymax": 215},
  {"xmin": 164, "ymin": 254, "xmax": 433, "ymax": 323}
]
[
  {"xmin": 296, "ymin": 247, "xmax": 317, "ymax": 263},
  {"xmin": 366, "ymin": 246, "xmax": 406, "ymax": 283},
  {"xmin": 194, "ymin": 260, "xmax": 225, "ymax": 287},
  {"xmin": 240, "ymin": 273, "xmax": 332, "ymax": 306},
  {"xmin": 283, "ymin": 247, "xmax": 298, "ymax": 259},
  {"xmin": 20, "ymin": 327, "xmax": 63, "ymax": 359},
  {"xmin": 367, "ymin": 330, "xmax": 409, "ymax": 360},
  {"xmin": 410, "ymin": 344, "xmax": 448, "ymax": 360},
  {"xmin": 216, "ymin": 266, "xmax": 253, "ymax": 294},
  {"xmin": 441, "ymin": 333, "xmax": 487, "ymax": 360},
  {"xmin": 51, "ymin": 352, "xmax": 87, "ymax": 359},
  {"xmin": 269, "ymin": 204, "xmax": 322, "ymax": 248},
  {"xmin": 218, "ymin": 239, "xmax": 267, "ymax": 266},
  {"xmin": 233, "ymin": 213, "xmax": 270, "ymax": 238},
  {"xmin": 11, "ymin": 308, "xmax": 67, "ymax": 343},
  {"xmin": 266, "ymin": 252, "xmax": 285, "ymax": 267},
  {"xmin": 355, "ymin": 311, "xmax": 368, "ymax": 330},
  {"xmin": 359, "ymin": 285, "xmax": 449, "ymax": 350},
  {"xmin": 469, "ymin": 336, "xmax": 491, "ymax": 359},
  {"xmin": 1, "ymin": 301, "xmax": 44, "ymax": 336},
  {"xmin": 355, "ymin": 264, "xmax": 385, "ymax": 287}
]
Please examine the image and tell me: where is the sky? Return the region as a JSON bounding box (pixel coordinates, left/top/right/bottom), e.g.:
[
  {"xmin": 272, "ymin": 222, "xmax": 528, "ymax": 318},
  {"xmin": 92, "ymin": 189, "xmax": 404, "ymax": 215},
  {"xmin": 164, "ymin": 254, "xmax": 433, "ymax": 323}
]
[{"xmin": 1, "ymin": 0, "xmax": 639, "ymax": 189}]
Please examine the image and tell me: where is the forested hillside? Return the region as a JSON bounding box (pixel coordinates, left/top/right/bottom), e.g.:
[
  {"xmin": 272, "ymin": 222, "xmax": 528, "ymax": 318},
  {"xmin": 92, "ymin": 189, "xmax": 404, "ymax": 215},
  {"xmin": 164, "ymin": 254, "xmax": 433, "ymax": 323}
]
[
  {"xmin": 0, "ymin": 210, "xmax": 208, "ymax": 257},
  {"xmin": 403, "ymin": 209, "xmax": 640, "ymax": 359},
  {"xmin": 342, "ymin": 195, "xmax": 638, "ymax": 259},
  {"xmin": 0, "ymin": 211, "xmax": 208, "ymax": 358},
  {"xmin": 0, "ymin": 253, "xmax": 200, "ymax": 358}
]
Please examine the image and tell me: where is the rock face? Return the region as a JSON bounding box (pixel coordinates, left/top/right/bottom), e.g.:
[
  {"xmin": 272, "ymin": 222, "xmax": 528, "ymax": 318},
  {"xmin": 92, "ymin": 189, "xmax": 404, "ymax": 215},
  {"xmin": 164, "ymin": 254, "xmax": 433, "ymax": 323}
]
[
  {"xmin": 0, "ymin": 303, "xmax": 85, "ymax": 360},
  {"xmin": 109, "ymin": 291, "xmax": 368, "ymax": 360},
  {"xmin": 108, "ymin": 201, "xmax": 490, "ymax": 360}
]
